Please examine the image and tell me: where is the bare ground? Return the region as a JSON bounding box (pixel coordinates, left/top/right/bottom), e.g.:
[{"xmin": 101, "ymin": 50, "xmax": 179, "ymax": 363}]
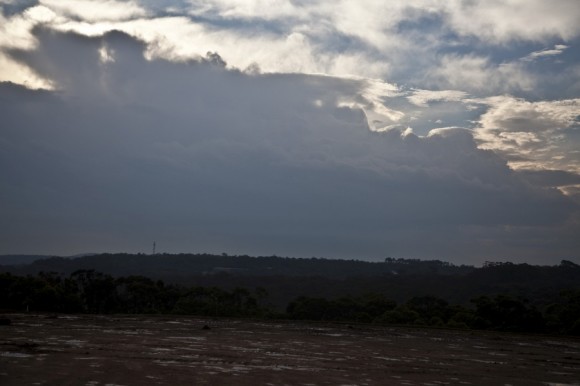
[{"xmin": 0, "ymin": 313, "xmax": 579, "ymax": 385}]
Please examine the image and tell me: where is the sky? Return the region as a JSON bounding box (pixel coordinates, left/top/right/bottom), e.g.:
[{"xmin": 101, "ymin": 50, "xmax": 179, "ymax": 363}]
[{"xmin": 1, "ymin": 0, "xmax": 579, "ymax": 265}]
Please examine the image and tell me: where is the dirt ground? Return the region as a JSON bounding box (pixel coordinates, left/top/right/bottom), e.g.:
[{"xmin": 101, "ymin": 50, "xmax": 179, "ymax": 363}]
[{"xmin": 0, "ymin": 313, "xmax": 579, "ymax": 386}]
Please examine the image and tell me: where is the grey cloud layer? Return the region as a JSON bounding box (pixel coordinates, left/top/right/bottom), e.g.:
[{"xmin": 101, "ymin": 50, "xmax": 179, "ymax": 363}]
[{"xmin": 1, "ymin": 29, "xmax": 579, "ymax": 263}]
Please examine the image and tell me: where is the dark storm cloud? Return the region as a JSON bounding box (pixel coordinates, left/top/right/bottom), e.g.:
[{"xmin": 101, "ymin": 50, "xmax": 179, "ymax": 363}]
[
  {"xmin": 517, "ymin": 170, "xmax": 580, "ymax": 188},
  {"xmin": 1, "ymin": 29, "xmax": 579, "ymax": 263}
]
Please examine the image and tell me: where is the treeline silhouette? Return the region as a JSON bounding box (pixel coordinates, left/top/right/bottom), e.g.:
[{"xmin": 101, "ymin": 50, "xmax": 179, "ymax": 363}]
[
  {"xmin": 1, "ymin": 253, "xmax": 474, "ymax": 278},
  {"xmin": 0, "ymin": 270, "xmax": 265, "ymax": 317},
  {"xmin": 2, "ymin": 254, "xmax": 579, "ymax": 311},
  {"xmin": 1, "ymin": 270, "xmax": 579, "ymax": 335}
]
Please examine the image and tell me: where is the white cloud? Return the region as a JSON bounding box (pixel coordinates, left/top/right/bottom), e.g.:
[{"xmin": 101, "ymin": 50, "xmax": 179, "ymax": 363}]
[
  {"xmin": 50, "ymin": 15, "xmax": 391, "ymax": 80},
  {"xmin": 186, "ymin": 0, "xmax": 580, "ymax": 46},
  {"xmin": 337, "ymin": 77, "xmax": 405, "ymax": 131},
  {"xmin": 427, "ymin": 54, "xmax": 534, "ymax": 94},
  {"xmin": 475, "ymin": 96, "xmax": 580, "ymax": 173},
  {"xmin": 2, "ymin": 0, "xmax": 579, "ymax": 100},
  {"xmin": 38, "ymin": 0, "xmax": 147, "ymax": 22},
  {"xmin": 0, "ymin": 6, "xmax": 57, "ymax": 50},
  {"xmin": 187, "ymin": 0, "xmax": 306, "ymax": 21},
  {"xmin": 407, "ymin": 89, "xmax": 468, "ymax": 107},
  {"xmin": 522, "ymin": 44, "xmax": 569, "ymax": 62},
  {"xmin": 0, "ymin": 6, "xmax": 60, "ymax": 89},
  {"xmin": 442, "ymin": 0, "xmax": 580, "ymax": 43},
  {"xmin": 479, "ymin": 97, "xmax": 579, "ymax": 133},
  {"xmin": 0, "ymin": 51, "xmax": 54, "ymax": 89}
]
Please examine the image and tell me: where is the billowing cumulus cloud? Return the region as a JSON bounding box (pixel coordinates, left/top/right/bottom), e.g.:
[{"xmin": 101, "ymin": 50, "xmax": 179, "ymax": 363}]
[
  {"xmin": 475, "ymin": 96, "xmax": 580, "ymax": 173},
  {"xmin": 442, "ymin": 0, "xmax": 580, "ymax": 43},
  {"xmin": 426, "ymin": 54, "xmax": 535, "ymax": 95},
  {"xmin": 0, "ymin": 5, "xmax": 59, "ymax": 88},
  {"xmin": 1, "ymin": 1, "xmax": 579, "ymax": 264},
  {"xmin": 2, "ymin": 0, "xmax": 579, "ymax": 92}
]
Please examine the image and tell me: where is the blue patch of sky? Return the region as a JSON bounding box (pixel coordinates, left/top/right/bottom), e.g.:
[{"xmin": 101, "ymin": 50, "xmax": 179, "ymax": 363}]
[
  {"xmin": 566, "ymin": 127, "xmax": 580, "ymax": 143},
  {"xmin": 140, "ymin": 1, "xmax": 298, "ymax": 36},
  {"xmin": 526, "ymin": 54, "xmax": 572, "ymax": 77},
  {"xmin": 519, "ymin": 36, "xmax": 580, "ymax": 101},
  {"xmin": 395, "ymin": 12, "xmax": 574, "ymax": 69},
  {"xmin": 308, "ymin": 29, "xmax": 383, "ymax": 56},
  {"xmin": 434, "ymin": 38, "xmax": 540, "ymax": 64},
  {"xmin": 394, "ymin": 10, "xmax": 476, "ymax": 54},
  {"xmin": 0, "ymin": 0, "xmax": 38, "ymax": 16},
  {"xmin": 408, "ymin": 104, "xmax": 484, "ymax": 136},
  {"xmin": 395, "ymin": 10, "xmax": 449, "ymax": 38},
  {"xmin": 139, "ymin": 0, "xmax": 189, "ymax": 13},
  {"xmin": 185, "ymin": 14, "xmax": 294, "ymax": 37},
  {"xmin": 377, "ymin": 91, "xmax": 484, "ymax": 136}
]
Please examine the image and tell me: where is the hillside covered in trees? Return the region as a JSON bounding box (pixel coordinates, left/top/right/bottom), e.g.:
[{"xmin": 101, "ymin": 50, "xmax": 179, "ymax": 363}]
[
  {"xmin": 1, "ymin": 254, "xmax": 580, "ymax": 334},
  {"xmin": 1, "ymin": 253, "xmax": 474, "ymax": 277},
  {"xmin": 2, "ymin": 254, "xmax": 579, "ymax": 307}
]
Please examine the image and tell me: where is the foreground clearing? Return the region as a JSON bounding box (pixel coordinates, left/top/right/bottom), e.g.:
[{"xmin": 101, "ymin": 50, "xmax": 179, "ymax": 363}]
[{"xmin": 0, "ymin": 313, "xmax": 579, "ymax": 385}]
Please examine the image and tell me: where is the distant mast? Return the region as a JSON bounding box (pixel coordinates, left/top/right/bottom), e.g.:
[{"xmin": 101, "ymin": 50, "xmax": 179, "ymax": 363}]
[{"xmin": 152, "ymin": 241, "xmax": 156, "ymax": 255}]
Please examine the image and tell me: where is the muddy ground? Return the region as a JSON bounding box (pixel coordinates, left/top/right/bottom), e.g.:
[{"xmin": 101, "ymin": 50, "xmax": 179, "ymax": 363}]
[{"xmin": 0, "ymin": 313, "xmax": 579, "ymax": 385}]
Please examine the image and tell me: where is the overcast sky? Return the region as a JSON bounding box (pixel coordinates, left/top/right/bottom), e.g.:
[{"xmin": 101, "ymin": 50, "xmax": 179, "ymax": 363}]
[{"xmin": 1, "ymin": 0, "xmax": 579, "ymax": 265}]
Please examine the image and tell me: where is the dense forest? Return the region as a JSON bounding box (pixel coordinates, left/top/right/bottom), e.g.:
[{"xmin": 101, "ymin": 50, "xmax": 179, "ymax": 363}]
[
  {"xmin": 1, "ymin": 254, "xmax": 580, "ymax": 334},
  {"xmin": 1, "ymin": 270, "xmax": 579, "ymax": 335}
]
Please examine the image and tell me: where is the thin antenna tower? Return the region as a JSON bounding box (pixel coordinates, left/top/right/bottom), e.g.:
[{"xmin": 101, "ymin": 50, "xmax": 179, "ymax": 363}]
[{"xmin": 152, "ymin": 241, "xmax": 156, "ymax": 255}]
